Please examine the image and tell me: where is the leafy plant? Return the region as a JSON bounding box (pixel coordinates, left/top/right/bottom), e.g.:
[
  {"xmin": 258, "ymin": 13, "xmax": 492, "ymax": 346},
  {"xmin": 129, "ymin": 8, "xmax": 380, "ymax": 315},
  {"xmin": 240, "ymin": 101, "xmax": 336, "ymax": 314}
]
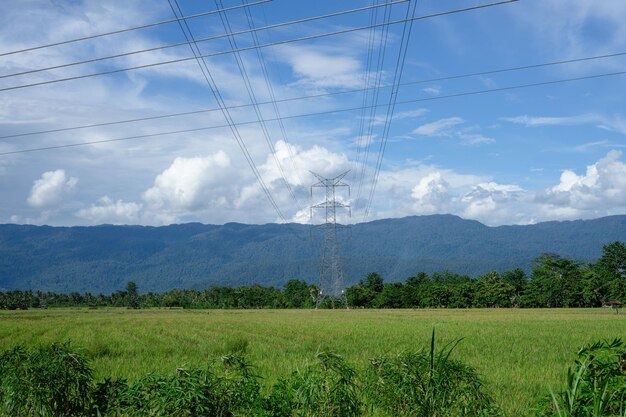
[
  {"xmin": 539, "ymin": 338, "xmax": 626, "ymax": 417},
  {"xmin": 290, "ymin": 351, "xmax": 362, "ymax": 417},
  {"xmin": 257, "ymin": 378, "xmax": 296, "ymax": 417},
  {"xmin": 367, "ymin": 329, "xmax": 496, "ymax": 417},
  {"xmin": 0, "ymin": 342, "xmax": 93, "ymax": 417},
  {"xmin": 105, "ymin": 354, "xmax": 260, "ymax": 417}
]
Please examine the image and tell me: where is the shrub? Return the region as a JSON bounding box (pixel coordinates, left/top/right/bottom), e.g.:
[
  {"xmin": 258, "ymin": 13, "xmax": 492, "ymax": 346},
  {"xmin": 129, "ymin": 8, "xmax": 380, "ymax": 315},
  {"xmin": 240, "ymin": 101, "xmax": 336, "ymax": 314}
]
[
  {"xmin": 367, "ymin": 330, "xmax": 496, "ymax": 417},
  {"xmin": 290, "ymin": 351, "xmax": 362, "ymax": 417},
  {"xmin": 257, "ymin": 378, "xmax": 296, "ymax": 417},
  {"xmin": 105, "ymin": 354, "xmax": 260, "ymax": 417},
  {"xmin": 0, "ymin": 342, "xmax": 93, "ymax": 417},
  {"xmin": 539, "ymin": 338, "xmax": 626, "ymax": 417}
]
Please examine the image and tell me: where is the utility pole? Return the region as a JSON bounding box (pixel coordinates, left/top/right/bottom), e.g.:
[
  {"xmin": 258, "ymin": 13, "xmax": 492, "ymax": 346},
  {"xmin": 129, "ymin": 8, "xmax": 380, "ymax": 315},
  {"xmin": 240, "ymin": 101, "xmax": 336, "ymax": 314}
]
[{"xmin": 310, "ymin": 171, "xmax": 350, "ymax": 309}]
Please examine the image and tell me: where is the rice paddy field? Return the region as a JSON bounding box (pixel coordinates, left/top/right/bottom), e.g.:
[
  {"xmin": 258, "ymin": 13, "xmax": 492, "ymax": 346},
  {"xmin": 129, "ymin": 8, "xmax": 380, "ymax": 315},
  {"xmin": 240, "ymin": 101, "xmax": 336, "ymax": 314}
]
[{"xmin": 1, "ymin": 308, "xmax": 624, "ymax": 416}]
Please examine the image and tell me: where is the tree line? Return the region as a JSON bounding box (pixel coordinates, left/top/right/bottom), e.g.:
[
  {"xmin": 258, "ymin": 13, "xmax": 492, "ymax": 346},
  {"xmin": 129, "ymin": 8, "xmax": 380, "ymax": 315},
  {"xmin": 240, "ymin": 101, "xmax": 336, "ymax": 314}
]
[{"xmin": 1, "ymin": 241, "xmax": 624, "ymax": 310}]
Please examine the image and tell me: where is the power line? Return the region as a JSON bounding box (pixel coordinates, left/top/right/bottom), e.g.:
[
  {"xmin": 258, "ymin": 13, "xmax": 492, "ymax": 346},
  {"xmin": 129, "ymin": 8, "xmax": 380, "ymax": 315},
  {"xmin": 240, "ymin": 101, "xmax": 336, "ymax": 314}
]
[
  {"xmin": 345, "ymin": 0, "xmax": 385, "ymax": 263},
  {"xmin": 169, "ymin": 0, "xmax": 287, "ymax": 222},
  {"xmin": 245, "ymin": 1, "xmax": 301, "ymax": 184},
  {"xmin": 355, "ymin": 1, "xmax": 395, "ymax": 208},
  {"xmin": 212, "ymin": 0, "xmax": 297, "ymax": 205},
  {"xmin": 242, "ymin": 0, "xmax": 304, "ymax": 201},
  {"xmin": 3, "ymin": 49, "xmax": 624, "ymax": 141},
  {"xmin": 351, "ymin": 0, "xmax": 382, "ymax": 187},
  {"xmin": 0, "ymin": 0, "xmax": 408, "ymax": 80},
  {"xmin": 365, "ymin": 0, "xmax": 419, "ymax": 220},
  {"xmin": 3, "ymin": 68, "xmax": 626, "ymax": 157},
  {"xmin": 0, "ymin": 0, "xmax": 271, "ymax": 57},
  {"xmin": 0, "ymin": 0, "xmax": 519, "ymax": 93}
]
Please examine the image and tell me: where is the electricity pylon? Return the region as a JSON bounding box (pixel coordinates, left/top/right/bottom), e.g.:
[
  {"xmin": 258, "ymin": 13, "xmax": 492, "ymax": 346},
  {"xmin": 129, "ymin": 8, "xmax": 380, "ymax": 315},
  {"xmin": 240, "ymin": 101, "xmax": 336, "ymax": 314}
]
[{"xmin": 310, "ymin": 171, "xmax": 350, "ymax": 309}]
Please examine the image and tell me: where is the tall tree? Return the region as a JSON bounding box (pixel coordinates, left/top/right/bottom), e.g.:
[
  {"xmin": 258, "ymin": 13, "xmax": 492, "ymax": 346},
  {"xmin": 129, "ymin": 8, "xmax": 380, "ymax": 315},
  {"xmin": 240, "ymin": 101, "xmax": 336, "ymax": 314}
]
[
  {"xmin": 522, "ymin": 254, "xmax": 583, "ymax": 307},
  {"xmin": 283, "ymin": 279, "xmax": 312, "ymax": 308},
  {"xmin": 595, "ymin": 241, "xmax": 626, "ymax": 301},
  {"xmin": 126, "ymin": 281, "xmax": 140, "ymax": 309},
  {"xmin": 346, "ymin": 272, "xmax": 384, "ymax": 308},
  {"xmin": 474, "ymin": 272, "xmax": 515, "ymax": 308}
]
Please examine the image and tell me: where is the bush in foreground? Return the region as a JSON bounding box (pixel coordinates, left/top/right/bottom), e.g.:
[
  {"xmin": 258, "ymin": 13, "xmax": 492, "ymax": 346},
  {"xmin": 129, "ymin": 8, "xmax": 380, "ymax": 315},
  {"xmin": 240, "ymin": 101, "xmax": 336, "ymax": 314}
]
[
  {"xmin": 101, "ymin": 354, "xmax": 260, "ymax": 416},
  {"xmin": 0, "ymin": 337, "xmax": 498, "ymax": 417},
  {"xmin": 538, "ymin": 338, "xmax": 626, "ymax": 417},
  {"xmin": 4, "ymin": 334, "xmax": 621, "ymax": 416},
  {"xmin": 0, "ymin": 343, "xmax": 92, "ymax": 417},
  {"xmin": 367, "ymin": 330, "xmax": 496, "ymax": 417}
]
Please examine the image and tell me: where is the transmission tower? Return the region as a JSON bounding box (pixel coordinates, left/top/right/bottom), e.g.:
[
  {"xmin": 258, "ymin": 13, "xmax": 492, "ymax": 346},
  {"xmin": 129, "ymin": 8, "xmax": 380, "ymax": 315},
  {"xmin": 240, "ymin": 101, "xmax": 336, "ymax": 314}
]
[{"xmin": 310, "ymin": 171, "xmax": 351, "ymax": 309}]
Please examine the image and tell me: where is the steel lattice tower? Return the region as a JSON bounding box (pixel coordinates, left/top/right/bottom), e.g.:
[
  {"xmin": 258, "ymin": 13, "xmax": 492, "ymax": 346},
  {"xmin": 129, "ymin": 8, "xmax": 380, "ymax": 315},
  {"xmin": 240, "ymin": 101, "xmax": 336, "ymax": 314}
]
[{"xmin": 310, "ymin": 171, "xmax": 350, "ymax": 309}]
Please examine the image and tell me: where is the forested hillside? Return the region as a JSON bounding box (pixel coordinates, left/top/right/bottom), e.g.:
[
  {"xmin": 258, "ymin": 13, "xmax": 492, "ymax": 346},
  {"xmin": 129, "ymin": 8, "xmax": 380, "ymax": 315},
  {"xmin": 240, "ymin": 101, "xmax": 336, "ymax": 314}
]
[{"xmin": 1, "ymin": 214, "xmax": 625, "ymax": 293}]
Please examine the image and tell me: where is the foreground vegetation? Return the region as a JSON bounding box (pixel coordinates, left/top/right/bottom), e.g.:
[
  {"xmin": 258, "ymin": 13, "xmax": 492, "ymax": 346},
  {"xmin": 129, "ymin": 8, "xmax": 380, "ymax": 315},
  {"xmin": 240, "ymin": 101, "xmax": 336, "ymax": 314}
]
[
  {"xmin": 1, "ymin": 327, "xmax": 625, "ymax": 417},
  {"xmin": 2, "ymin": 241, "xmax": 625, "ymax": 310},
  {"xmin": 0, "ymin": 332, "xmax": 500, "ymax": 417},
  {"xmin": 1, "ymin": 308, "xmax": 624, "ymax": 416}
]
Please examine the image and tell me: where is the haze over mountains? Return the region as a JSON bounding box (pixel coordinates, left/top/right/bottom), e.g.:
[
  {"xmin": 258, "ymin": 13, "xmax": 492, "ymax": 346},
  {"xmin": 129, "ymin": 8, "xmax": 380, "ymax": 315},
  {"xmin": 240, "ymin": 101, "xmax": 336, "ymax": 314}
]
[{"xmin": 1, "ymin": 214, "xmax": 625, "ymax": 293}]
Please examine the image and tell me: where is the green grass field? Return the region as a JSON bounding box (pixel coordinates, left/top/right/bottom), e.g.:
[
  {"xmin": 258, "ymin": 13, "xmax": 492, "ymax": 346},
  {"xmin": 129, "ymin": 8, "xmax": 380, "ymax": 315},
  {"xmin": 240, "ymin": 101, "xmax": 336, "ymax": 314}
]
[{"xmin": 1, "ymin": 308, "xmax": 624, "ymax": 416}]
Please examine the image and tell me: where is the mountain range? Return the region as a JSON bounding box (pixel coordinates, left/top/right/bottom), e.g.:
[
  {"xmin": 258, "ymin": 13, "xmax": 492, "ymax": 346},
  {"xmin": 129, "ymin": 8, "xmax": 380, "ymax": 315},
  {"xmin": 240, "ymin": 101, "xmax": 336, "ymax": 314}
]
[{"xmin": 1, "ymin": 214, "xmax": 625, "ymax": 293}]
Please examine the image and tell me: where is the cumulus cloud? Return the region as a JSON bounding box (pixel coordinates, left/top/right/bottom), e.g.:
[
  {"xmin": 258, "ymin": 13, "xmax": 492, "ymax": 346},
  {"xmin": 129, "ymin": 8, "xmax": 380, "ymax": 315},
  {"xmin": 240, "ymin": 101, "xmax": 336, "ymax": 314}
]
[
  {"xmin": 260, "ymin": 140, "xmax": 351, "ymax": 188},
  {"xmin": 142, "ymin": 151, "xmax": 231, "ymax": 211},
  {"xmin": 538, "ymin": 150, "xmax": 626, "ymax": 213},
  {"xmin": 70, "ymin": 142, "xmax": 354, "ymax": 226},
  {"xmin": 27, "ymin": 170, "xmax": 78, "ymax": 208},
  {"xmin": 237, "ymin": 140, "xmax": 352, "ymax": 222},
  {"xmin": 410, "ymin": 172, "xmax": 451, "ymax": 214},
  {"xmin": 461, "ymin": 182, "xmax": 526, "ymax": 224},
  {"xmin": 363, "ymin": 165, "xmax": 485, "ymax": 220},
  {"xmin": 404, "ymin": 172, "xmax": 528, "ymax": 225},
  {"xmin": 76, "ymin": 196, "xmax": 142, "ymax": 224}
]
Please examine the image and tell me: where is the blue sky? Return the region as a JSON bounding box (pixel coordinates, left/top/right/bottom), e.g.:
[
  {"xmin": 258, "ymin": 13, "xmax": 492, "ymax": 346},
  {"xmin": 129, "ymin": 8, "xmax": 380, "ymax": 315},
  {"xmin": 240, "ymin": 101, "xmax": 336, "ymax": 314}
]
[{"xmin": 1, "ymin": 0, "xmax": 625, "ymax": 226}]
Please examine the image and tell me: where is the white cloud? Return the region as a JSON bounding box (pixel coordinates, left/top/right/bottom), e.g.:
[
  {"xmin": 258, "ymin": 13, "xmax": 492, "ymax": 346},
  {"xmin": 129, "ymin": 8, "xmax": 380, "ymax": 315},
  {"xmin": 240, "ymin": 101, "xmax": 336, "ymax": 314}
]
[
  {"xmin": 142, "ymin": 151, "xmax": 231, "ymax": 211},
  {"xmin": 461, "ymin": 182, "xmax": 526, "ymax": 224},
  {"xmin": 538, "ymin": 150, "xmax": 626, "ymax": 214},
  {"xmin": 411, "ymin": 118, "xmax": 494, "ymax": 145},
  {"xmin": 598, "ymin": 116, "xmax": 626, "ymax": 135},
  {"xmin": 3, "ymin": 1, "xmax": 626, "ymax": 229},
  {"xmin": 502, "ymin": 114, "xmax": 600, "ymax": 127},
  {"xmin": 406, "ymin": 172, "xmax": 528, "ymax": 226},
  {"xmin": 393, "ymin": 109, "xmax": 429, "ymax": 120},
  {"xmin": 410, "ymin": 172, "xmax": 451, "ymax": 214},
  {"xmin": 353, "ymin": 134, "xmax": 375, "ymax": 148},
  {"xmin": 458, "ymin": 133, "xmax": 496, "ymax": 145},
  {"xmin": 569, "ymin": 140, "xmax": 613, "ymax": 153},
  {"xmin": 503, "ymin": 114, "xmax": 626, "ymax": 136},
  {"xmin": 76, "ymin": 196, "xmax": 142, "ymax": 224},
  {"xmin": 27, "ymin": 170, "xmax": 78, "ymax": 208},
  {"xmin": 422, "ymin": 86, "xmax": 441, "ymax": 95},
  {"xmin": 371, "ymin": 108, "xmax": 428, "ymax": 126},
  {"xmin": 244, "ymin": 140, "xmax": 352, "ymax": 223},
  {"xmin": 412, "ymin": 117, "xmax": 464, "ymax": 136},
  {"xmin": 512, "ymin": 1, "xmax": 626, "ymax": 67},
  {"xmin": 260, "ymin": 140, "xmax": 351, "ymax": 188},
  {"xmin": 278, "ymin": 45, "xmax": 363, "ymax": 89},
  {"xmin": 361, "ymin": 164, "xmax": 486, "ymax": 220}
]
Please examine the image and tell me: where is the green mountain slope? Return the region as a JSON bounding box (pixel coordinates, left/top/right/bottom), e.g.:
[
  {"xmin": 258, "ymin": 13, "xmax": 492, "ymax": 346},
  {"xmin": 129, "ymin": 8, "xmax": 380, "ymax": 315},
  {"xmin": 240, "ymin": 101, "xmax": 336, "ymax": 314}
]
[{"xmin": 1, "ymin": 214, "xmax": 625, "ymax": 293}]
